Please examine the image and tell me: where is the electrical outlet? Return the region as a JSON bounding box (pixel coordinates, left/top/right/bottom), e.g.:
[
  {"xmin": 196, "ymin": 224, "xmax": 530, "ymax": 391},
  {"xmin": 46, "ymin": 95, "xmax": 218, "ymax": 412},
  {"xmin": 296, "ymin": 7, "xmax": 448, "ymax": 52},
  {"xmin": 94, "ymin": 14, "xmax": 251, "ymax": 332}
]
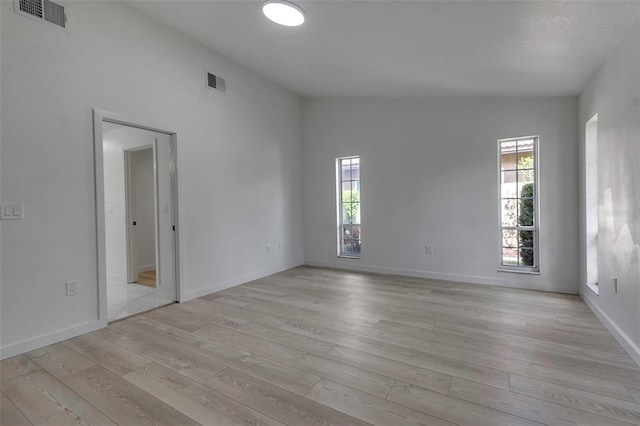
[
  {"xmin": 612, "ymin": 277, "xmax": 618, "ymax": 293},
  {"xmin": 267, "ymin": 243, "xmax": 271, "ymax": 253},
  {"xmin": 426, "ymin": 245, "xmax": 434, "ymax": 255},
  {"xmin": 66, "ymin": 280, "xmax": 78, "ymax": 296},
  {"xmin": 278, "ymin": 242, "xmax": 282, "ymax": 251}
]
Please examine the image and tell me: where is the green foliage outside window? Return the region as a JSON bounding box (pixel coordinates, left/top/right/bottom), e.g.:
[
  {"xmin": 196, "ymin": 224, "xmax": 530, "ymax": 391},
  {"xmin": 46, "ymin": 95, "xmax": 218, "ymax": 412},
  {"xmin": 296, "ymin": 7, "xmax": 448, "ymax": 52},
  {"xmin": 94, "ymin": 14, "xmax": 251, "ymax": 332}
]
[
  {"xmin": 519, "ymin": 183, "xmax": 534, "ymax": 266},
  {"xmin": 342, "ymin": 190, "xmax": 360, "ymax": 223},
  {"xmin": 518, "ymin": 155, "xmax": 534, "ymax": 182}
]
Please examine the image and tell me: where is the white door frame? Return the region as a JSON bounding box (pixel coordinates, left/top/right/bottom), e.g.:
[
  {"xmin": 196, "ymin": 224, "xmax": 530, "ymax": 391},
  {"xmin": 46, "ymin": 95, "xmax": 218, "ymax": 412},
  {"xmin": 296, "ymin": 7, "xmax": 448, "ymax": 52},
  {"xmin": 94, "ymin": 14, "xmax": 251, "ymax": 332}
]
[{"xmin": 93, "ymin": 109, "xmax": 181, "ymax": 325}]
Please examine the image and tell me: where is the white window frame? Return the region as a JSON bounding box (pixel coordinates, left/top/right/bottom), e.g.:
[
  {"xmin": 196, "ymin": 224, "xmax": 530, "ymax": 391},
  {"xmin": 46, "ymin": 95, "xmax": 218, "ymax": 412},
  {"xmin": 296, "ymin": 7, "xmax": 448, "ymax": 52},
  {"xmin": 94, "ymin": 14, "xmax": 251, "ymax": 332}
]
[
  {"xmin": 336, "ymin": 155, "xmax": 361, "ymax": 258},
  {"xmin": 498, "ymin": 136, "xmax": 540, "ymax": 274},
  {"xmin": 585, "ymin": 114, "xmax": 599, "ymax": 295}
]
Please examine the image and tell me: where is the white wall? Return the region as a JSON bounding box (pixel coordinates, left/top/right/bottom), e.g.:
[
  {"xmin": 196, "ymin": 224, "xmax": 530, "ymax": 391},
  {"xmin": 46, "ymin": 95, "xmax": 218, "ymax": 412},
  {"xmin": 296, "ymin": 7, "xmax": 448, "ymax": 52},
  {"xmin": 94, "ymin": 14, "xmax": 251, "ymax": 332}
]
[
  {"xmin": 302, "ymin": 97, "xmax": 579, "ymax": 293},
  {"xmin": 0, "ymin": 1, "xmax": 3, "ymax": 336},
  {"xmin": 0, "ymin": 1, "xmax": 303, "ymax": 358},
  {"xmin": 132, "ymin": 148, "xmax": 156, "ymax": 272},
  {"xmin": 579, "ymin": 21, "xmax": 640, "ymax": 364}
]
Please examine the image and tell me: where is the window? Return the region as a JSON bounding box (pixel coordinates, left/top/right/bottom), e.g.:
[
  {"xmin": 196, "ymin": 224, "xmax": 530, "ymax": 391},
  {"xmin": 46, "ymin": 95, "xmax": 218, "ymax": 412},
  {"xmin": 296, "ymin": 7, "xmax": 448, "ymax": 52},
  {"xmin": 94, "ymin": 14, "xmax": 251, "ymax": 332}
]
[
  {"xmin": 499, "ymin": 137, "xmax": 539, "ymax": 272},
  {"xmin": 337, "ymin": 156, "xmax": 361, "ymax": 257},
  {"xmin": 585, "ymin": 114, "xmax": 599, "ymax": 294}
]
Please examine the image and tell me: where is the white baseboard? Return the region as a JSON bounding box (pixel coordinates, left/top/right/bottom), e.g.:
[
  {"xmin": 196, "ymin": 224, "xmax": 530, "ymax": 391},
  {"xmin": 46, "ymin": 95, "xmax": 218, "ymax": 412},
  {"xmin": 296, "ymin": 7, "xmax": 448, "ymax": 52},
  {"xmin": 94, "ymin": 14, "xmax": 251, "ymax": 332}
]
[
  {"xmin": 182, "ymin": 261, "xmax": 304, "ymax": 302},
  {"xmin": 304, "ymin": 259, "xmax": 576, "ymax": 294},
  {"xmin": 580, "ymin": 287, "xmax": 640, "ymax": 367},
  {"xmin": 1, "ymin": 262, "xmax": 302, "ymax": 360},
  {"xmin": 138, "ymin": 264, "xmax": 156, "ymax": 273},
  {"xmin": 0, "ymin": 320, "xmax": 106, "ymax": 360},
  {"xmin": 107, "ymin": 273, "xmax": 126, "ymax": 284}
]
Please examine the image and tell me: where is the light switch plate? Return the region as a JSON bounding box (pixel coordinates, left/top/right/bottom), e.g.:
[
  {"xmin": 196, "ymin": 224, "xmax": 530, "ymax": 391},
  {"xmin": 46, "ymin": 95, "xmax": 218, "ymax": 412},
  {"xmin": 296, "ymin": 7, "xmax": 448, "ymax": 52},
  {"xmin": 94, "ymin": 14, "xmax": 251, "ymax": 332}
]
[{"xmin": 0, "ymin": 203, "xmax": 24, "ymax": 220}]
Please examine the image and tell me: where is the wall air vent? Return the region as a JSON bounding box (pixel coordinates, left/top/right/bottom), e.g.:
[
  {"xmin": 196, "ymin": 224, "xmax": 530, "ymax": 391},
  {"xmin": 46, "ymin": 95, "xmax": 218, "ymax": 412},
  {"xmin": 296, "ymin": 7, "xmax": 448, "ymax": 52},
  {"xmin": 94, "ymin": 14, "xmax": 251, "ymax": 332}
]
[
  {"xmin": 206, "ymin": 71, "xmax": 227, "ymax": 93},
  {"xmin": 15, "ymin": 0, "xmax": 68, "ymax": 30}
]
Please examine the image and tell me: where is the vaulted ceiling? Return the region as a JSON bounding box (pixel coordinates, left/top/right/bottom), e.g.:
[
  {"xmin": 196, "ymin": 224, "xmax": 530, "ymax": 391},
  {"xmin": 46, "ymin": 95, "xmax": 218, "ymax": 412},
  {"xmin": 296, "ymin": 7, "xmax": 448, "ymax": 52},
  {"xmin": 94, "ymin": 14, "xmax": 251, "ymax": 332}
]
[{"xmin": 127, "ymin": 1, "xmax": 640, "ymax": 97}]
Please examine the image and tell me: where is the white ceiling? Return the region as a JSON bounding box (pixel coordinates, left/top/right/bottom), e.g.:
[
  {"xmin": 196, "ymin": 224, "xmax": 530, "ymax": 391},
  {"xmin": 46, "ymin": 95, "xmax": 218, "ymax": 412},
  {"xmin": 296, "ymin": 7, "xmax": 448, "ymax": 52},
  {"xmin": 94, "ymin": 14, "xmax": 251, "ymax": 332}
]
[{"xmin": 126, "ymin": 1, "xmax": 640, "ymax": 97}]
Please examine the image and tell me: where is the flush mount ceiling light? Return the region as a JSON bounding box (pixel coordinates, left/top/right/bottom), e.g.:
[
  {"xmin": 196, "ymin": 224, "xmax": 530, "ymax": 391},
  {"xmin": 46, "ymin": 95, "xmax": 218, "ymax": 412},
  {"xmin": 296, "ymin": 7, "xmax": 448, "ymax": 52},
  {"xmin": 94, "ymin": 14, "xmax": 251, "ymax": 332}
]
[{"xmin": 262, "ymin": 0, "xmax": 305, "ymax": 27}]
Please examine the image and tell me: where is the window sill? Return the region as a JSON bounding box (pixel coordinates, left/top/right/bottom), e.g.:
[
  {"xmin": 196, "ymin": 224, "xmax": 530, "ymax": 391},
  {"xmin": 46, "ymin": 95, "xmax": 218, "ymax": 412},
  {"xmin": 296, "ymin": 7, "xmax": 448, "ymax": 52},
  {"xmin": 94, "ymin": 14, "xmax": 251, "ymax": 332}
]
[
  {"xmin": 497, "ymin": 268, "xmax": 540, "ymax": 275},
  {"xmin": 586, "ymin": 282, "xmax": 599, "ymax": 295},
  {"xmin": 338, "ymin": 255, "xmax": 361, "ymax": 260}
]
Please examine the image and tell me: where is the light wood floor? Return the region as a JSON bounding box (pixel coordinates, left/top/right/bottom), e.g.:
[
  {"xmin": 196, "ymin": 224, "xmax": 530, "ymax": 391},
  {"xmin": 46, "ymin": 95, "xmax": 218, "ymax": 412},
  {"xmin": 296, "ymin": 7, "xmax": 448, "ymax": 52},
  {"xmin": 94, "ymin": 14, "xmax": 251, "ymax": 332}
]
[
  {"xmin": 136, "ymin": 270, "xmax": 156, "ymax": 288},
  {"xmin": 2, "ymin": 266, "xmax": 640, "ymax": 425}
]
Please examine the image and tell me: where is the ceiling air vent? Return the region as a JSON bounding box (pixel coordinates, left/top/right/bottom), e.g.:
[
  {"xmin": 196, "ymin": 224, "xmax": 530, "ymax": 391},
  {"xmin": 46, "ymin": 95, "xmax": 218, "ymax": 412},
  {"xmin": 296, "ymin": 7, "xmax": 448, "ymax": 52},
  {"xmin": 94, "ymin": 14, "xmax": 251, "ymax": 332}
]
[
  {"xmin": 206, "ymin": 71, "xmax": 226, "ymax": 93},
  {"xmin": 15, "ymin": 0, "xmax": 68, "ymax": 29}
]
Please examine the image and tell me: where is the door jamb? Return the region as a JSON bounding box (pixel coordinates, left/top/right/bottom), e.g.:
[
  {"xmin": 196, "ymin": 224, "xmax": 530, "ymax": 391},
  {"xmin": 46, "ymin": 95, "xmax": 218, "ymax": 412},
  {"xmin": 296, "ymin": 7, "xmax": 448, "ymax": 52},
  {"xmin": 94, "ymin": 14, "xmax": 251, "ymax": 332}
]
[{"xmin": 93, "ymin": 109, "xmax": 181, "ymax": 326}]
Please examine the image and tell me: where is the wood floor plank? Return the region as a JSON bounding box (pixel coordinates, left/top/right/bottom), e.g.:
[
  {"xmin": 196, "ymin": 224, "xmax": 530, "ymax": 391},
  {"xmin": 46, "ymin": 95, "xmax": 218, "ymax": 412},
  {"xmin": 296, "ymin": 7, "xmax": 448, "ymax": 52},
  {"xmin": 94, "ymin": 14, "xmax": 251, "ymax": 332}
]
[
  {"xmin": 626, "ymin": 383, "xmax": 640, "ymax": 404},
  {"xmin": 354, "ymin": 321, "xmax": 634, "ymax": 402},
  {"xmin": 1, "ymin": 392, "xmax": 33, "ymax": 426},
  {"xmin": 195, "ymin": 313, "xmax": 453, "ymax": 394},
  {"xmin": 192, "ymin": 298, "xmax": 289, "ymax": 328},
  {"xmin": 171, "ymin": 298, "xmax": 254, "ymax": 327},
  {"xmin": 351, "ymin": 290, "xmax": 554, "ymax": 323},
  {"xmin": 62, "ymin": 365, "xmax": 198, "ymax": 426},
  {"xmin": 386, "ymin": 381, "xmax": 543, "ymax": 426},
  {"xmin": 144, "ymin": 307, "xmax": 212, "ymax": 332},
  {"xmin": 62, "ymin": 332, "xmax": 151, "ymax": 376},
  {"xmin": 306, "ymin": 378, "xmax": 456, "ymax": 426},
  {"xmin": 408, "ymin": 287, "xmax": 590, "ymax": 316},
  {"xmin": 2, "ymin": 266, "xmax": 637, "ymax": 426},
  {"xmin": 195, "ymin": 323, "xmax": 395, "ymax": 399},
  {"xmin": 506, "ymin": 361, "xmax": 635, "ymax": 402},
  {"xmin": 3, "ymin": 370, "xmax": 116, "ymax": 426},
  {"xmin": 557, "ymin": 314, "xmax": 609, "ymax": 330},
  {"xmin": 26, "ymin": 343, "xmax": 95, "ymax": 379},
  {"xmin": 372, "ymin": 311, "xmax": 439, "ymax": 330},
  {"xmin": 216, "ymin": 293, "xmax": 357, "ymax": 333},
  {"xmin": 449, "ymin": 377, "xmax": 634, "ymax": 426},
  {"xmin": 277, "ymin": 319, "xmax": 510, "ymax": 389},
  {"xmin": 483, "ymin": 321, "xmax": 622, "ymax": 354},
  {"xmin": 442, "ymin": 318, "xmax": 627, "ymax": 357},
  {"xmin": 217, "ymin": 293, "xmax": 381, "ymax": 326},
  {"xmin": 524, "ymin": 318, "xmax": 619, "ymax": 340},
  {"xmin": 121, "ymin": 315, "xmax": 322, "ymax": 395},
  {"xmin": 95, "ymin": 324, "xmax": 227, "ymax": 383},
  {"xmin": 377, "ymin": 319, "xmax": 633, "ymax": 368},
  {"xmin": 356, "ymin": 322, "xmax": 638, "ymax": 387},
  {"xmin": 0, "ymin": 356, "xmax": 40, "ymax": 383},
  {"xmin": 123, "ymin": 362, "xmax": 286, "ymax": 426},
  {"xmin": 235, "ymin": 285, "xmax": 527, "ymax": 330},
  {"xmin": 509, "ymin": 374, "xmax": 640, "ymax": 424},
  {"xmin": 204, "ymin": 368, "xmax": 372, "ymax": 426},
  {"xmin": 348, "ymin": 292, "xmax": 537, "ymax": 326}
]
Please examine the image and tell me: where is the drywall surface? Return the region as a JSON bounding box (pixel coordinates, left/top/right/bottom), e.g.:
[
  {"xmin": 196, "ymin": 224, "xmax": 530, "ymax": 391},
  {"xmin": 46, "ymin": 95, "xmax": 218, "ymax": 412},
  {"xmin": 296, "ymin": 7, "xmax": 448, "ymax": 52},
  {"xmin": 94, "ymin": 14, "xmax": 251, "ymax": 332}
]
[
  {"xmin": 579, "ymin": 21, "xmax": 640, "ymax": 364},
  {"xmin": 302, "ymin": 97, "xmax": 579, "ymax": 293},
  {"xmin": 0, "ymin": 1, "xmax": 303, "ymax": 357},
  {"xmin": 0, "ymin": 1, "xmax": 3, "ymax": 335}
]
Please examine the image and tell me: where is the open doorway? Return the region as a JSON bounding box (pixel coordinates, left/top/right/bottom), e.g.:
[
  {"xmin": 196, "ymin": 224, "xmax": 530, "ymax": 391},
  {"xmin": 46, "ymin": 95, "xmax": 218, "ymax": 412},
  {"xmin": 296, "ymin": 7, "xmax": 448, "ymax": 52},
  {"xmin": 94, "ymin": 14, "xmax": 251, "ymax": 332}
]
[
  {"xmin": 97, "ymin": 116, "xmax": 179, "ymax": 322},
  {"xmin": 125, "ymin": 146, "xmax": 156, "ymax": 288}
]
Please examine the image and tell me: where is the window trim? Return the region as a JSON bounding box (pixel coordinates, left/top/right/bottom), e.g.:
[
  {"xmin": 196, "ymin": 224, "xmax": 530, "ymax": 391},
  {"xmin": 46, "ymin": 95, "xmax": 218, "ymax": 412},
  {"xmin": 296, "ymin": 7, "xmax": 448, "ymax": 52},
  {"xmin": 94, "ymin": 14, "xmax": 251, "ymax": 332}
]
[
  {"xmin": 584, "ymin": 114, "xmax": 599, "ymax": 295},
  {"xmin": 497, "ymin": 136, "xmax": 540, "ymax": 274},
  {"xmin": 336, "ymin": 155, "xmax": 361, "ymax": 259}
]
